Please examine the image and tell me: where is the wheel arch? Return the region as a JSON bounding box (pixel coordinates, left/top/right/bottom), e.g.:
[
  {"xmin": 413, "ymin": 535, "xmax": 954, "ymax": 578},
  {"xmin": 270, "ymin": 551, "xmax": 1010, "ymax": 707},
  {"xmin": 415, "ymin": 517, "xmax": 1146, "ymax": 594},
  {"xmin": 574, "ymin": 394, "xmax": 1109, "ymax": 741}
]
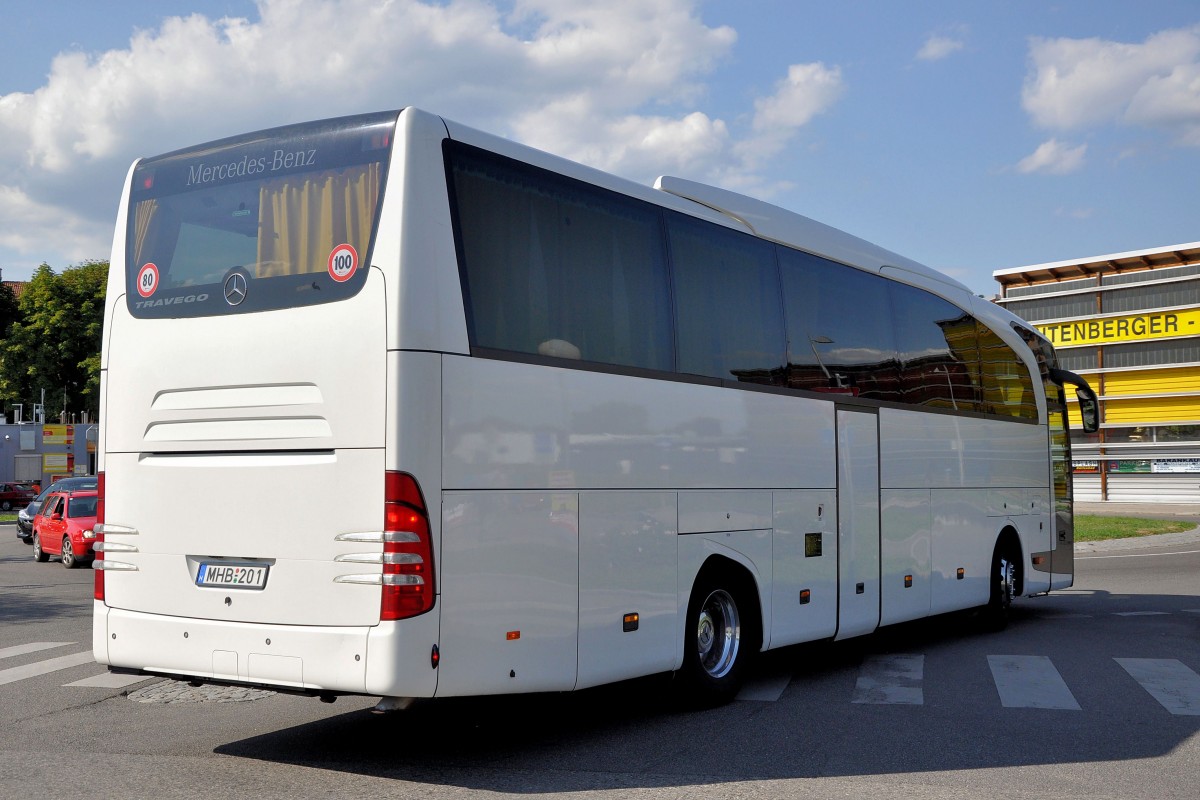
[
  {"xmin": 691, "ymin": 553, "xmax": 765, "ymax": 653},
  {"xmin": 994, "ymin": 524, "xmax": 1025, "ymax": 597}
]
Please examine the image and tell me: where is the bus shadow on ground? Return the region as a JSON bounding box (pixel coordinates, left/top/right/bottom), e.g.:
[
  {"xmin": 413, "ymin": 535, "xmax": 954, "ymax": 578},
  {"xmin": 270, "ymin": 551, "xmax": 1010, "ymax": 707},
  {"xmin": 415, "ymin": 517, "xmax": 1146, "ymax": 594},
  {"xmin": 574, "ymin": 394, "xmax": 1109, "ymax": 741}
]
[{"xmin": 215, "ymin": 602, "xmax": 1200, "ymax": 792}]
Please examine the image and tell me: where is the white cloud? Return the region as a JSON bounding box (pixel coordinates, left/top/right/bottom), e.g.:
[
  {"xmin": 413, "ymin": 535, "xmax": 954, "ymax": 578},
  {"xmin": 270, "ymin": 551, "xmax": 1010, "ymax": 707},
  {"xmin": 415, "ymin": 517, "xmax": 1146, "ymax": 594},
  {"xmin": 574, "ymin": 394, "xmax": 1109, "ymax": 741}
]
[
  {"xmin": 917, "ymin": 30, "xmax": 966, "ymax": 62},
  {"xmin": 0, "ymin": 185, "xmax": 110, "ymax": 263},
  {"xmin": 1023, "ymin": 26, "xmax": 1200, "ymax": 143},
  {"xmin": 753, "ymin": 63, "xmax": 844, "ymax": 132},
  {"xmin": 1017, "ymin": 138, "xmax": 1088, "ymax": 175},
  {"xmin": 0, "ymin": 0, "xmax": 848, "ymax": 273},
  {"xmin": 732, "ymin": 62, "xmax": 843, "ymax": 179}
]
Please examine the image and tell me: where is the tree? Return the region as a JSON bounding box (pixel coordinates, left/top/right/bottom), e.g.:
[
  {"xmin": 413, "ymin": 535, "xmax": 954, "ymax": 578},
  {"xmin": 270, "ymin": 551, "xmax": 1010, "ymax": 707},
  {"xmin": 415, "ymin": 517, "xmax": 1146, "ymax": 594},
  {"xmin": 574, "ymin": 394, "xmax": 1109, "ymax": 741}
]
[
  {"xmin": 0, "ymin": 261, "xmax": 108, "ymax": 421},
  {"xmin": 0, "ymin": 282, "xmax": 17, "ymax": 339}
]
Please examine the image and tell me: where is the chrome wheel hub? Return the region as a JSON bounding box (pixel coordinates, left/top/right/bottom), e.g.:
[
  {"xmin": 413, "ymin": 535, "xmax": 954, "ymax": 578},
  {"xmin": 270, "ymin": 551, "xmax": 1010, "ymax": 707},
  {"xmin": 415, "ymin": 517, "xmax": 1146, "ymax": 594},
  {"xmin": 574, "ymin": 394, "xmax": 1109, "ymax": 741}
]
[{"xmin": 696, "ymin": 589, "xmax": 740, "ymax": 679}]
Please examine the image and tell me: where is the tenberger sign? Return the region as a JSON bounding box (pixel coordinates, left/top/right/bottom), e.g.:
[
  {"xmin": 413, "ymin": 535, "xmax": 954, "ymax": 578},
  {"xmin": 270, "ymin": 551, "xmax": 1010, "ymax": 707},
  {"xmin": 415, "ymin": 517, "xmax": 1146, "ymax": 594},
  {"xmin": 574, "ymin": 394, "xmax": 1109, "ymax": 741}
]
[{"xmin": 1036, "ymin": 308, "xmax": 1200, "ymax": 347}]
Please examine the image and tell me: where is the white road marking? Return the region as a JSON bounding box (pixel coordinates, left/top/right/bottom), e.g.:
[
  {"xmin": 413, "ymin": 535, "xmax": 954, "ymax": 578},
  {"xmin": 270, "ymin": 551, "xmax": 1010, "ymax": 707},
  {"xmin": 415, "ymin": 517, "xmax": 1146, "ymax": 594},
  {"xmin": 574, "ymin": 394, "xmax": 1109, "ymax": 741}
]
[
  {"xmin": 1077, "ymin": 549, "xmax": 1200, "ymax": 560},
  {"xmin": 1116, "ymin": 658, "xmax": 1200, "ymax": 716},
  {"xmin": 65, "ymin": 672, "xmax": 153, "ymax": 689},
  {"xmin": 0, "ymin": 651, "xmax": 97, "ymax": 686},
  {"xmin": 988, "ymin": 655, "xmax": 1081, "ymax": 710},
  {"xmin": 0, "ymin": 642, "xmax": 75, "ymax": 661},
  {"xmin": 737, "ymin": 672, "xmax": 793, "ymax": 702},
  {"xmin": 852, "ymin": 654, "xmax": 923, "ymax": 705},
  {"xmin": 1113, "ymin": 611, "xmax": 1170, "ymax": 617}
]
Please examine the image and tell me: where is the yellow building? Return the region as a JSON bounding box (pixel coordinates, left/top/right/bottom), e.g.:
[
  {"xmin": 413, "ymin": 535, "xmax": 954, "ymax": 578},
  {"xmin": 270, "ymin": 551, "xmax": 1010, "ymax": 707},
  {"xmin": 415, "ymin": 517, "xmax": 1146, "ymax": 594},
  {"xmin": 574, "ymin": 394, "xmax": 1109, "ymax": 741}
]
[{"xmin": 994, "ymin": 241, "xmax": 1200, "ymax": 502}]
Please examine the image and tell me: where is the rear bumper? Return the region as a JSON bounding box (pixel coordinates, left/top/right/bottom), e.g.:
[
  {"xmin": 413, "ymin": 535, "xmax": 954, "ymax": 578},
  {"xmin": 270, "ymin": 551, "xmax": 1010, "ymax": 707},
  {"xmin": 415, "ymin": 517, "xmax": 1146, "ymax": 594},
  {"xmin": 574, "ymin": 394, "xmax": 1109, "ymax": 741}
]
[
  {"xmin": 92, "ymin": 602, "xmax": 442, "ymax": 697},
  {"xmin": 94, "ymin": 603, "xmax": 372, "ymax": 694}
]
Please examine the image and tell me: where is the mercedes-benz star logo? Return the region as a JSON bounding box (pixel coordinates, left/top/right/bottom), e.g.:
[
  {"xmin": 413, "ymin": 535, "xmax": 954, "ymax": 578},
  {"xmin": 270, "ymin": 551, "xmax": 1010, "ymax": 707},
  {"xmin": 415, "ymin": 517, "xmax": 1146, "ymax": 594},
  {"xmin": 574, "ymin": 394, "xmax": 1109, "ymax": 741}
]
[{"xmin": 223, "ymin": 272, "xmax": 248, "ymax": 306}]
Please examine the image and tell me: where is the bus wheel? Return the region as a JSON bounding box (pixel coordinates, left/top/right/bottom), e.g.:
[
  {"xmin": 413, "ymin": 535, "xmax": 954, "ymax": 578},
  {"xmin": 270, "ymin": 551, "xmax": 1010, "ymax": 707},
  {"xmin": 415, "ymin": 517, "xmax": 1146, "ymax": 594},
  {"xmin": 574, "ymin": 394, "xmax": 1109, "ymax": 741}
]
[
  {"xmin": 32, "ymin": 533, "xmax": 48, "ymax": 563},
  {"xmin": 680, "ymin": 570, "xmax": 755, "ymax": 705},
  {"xmin": 983, "ymin": 541, "xmax": 1017, "ymax": 630}
]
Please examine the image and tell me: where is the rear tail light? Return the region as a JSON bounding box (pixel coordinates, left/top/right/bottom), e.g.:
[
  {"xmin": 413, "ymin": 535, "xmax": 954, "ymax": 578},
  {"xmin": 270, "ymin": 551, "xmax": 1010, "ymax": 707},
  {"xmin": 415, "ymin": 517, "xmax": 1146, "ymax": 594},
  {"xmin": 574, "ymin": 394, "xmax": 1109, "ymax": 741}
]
[
  {"xmin": 94, "ymin": 471, "xmax": 105, "ymax": 602},
  {"xmin": 381, "ymin": 471, "xmax": 435, "ymax": 620}
]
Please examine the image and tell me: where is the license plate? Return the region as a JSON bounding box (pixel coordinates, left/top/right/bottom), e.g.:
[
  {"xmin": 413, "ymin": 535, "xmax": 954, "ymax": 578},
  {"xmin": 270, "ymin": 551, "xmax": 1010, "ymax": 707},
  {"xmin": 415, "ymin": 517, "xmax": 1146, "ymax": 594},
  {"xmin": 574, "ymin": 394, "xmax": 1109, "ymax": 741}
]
[{"xmin": 196, "ymin": 562, "xmax": 269, "ymax": 590}]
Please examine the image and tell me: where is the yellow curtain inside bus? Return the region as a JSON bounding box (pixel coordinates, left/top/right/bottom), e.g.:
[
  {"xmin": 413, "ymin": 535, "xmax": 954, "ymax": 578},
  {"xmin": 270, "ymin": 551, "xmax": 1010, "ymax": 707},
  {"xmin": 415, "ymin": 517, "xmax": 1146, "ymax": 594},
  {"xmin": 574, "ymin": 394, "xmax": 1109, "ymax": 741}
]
[
  {"xmin": 132, "ymin": 200, "xmax": 159, "ymax": 266},
  {"xmin": 255, "ymin": 163, "xmax": 381, "ymax": 277}
]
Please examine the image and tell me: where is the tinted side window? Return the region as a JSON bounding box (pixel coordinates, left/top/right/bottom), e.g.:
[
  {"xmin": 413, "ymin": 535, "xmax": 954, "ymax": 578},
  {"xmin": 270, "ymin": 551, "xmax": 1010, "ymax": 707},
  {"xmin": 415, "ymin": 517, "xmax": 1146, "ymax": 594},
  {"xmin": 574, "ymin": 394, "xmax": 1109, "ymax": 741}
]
[
  {"xmin": 779, "ymin": 249, "xmax": 900, "ymax": 400},
  {"xmin": 891, "ymin": 282, "xmax": 982, "ymax": 412},
  {"xmin": 667, "ymin": 213, "xmax": 785, "ymax": 383},
  {"xmin": 69, "ymin": 496, "xmax": 98, "ymax": 518},
  {"xmin": 449, "ymin": 143, "xmax": 673, "ymax": 372},
  {"xmin": 978, "ymin": 323, "xmax": 1037, "ymax": 419}
]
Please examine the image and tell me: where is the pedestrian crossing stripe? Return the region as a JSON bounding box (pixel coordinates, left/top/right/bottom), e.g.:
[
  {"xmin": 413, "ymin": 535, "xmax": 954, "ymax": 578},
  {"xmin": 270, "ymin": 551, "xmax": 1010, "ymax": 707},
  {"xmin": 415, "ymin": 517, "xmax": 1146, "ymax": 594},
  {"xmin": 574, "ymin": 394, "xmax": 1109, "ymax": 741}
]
[
  {"xmin": 0, "ymin": 642, "xmax": 74, "ymax": 660},
  {"xmin": 0, "ymin": 651, "xmax": 96, "ymax": 686},
  {"xmin": 1116, "ymin": 659, "xmax": 1200, "ymax": 716},
  {"xmin": 0, "ymin": 642, "xmax": 150, "ymax": 690},
  {"xmin": 738, "ymin": 652, "xmax": 1200, "ymax": 715},
  {"xmin": 3, "ymin": 642, "xmax": 1197, "ymax": 714},
  {"xmin": 64, "ymin": 672, "xmax": 153, "ymax": 689},
  {"xmin": 988, "ymin": 655, "xmax": 1081, "ymax": 710}
]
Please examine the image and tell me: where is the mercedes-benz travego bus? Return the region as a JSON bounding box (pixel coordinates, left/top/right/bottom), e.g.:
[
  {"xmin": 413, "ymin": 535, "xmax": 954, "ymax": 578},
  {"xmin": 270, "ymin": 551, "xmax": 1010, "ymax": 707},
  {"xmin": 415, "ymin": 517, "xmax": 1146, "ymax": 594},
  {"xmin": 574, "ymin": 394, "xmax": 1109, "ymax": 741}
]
[{"xmin": 93, "ymin": 108, "xmax": 1098, "ymax": 707}]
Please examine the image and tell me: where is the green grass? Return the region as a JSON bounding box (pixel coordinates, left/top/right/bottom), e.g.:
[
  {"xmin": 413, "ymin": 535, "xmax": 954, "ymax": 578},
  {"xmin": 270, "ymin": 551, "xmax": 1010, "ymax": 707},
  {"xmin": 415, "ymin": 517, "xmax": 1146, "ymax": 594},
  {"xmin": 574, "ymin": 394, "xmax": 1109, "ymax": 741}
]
[
  {"xmin": 1075, "ymin": 515, "xmax": 1196, "ymax": 542},
  {"xmin": 0, "ymin": 511, "xmax": 17, "ymax": 524}
]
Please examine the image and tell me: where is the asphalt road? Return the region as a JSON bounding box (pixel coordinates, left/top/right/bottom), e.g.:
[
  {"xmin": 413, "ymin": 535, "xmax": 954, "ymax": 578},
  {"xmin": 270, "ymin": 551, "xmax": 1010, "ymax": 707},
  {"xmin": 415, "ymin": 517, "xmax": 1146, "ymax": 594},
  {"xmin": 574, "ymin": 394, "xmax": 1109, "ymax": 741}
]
[{"xmin": 1, "ymin": 522, "xmax": 1197, "ymax": 800}]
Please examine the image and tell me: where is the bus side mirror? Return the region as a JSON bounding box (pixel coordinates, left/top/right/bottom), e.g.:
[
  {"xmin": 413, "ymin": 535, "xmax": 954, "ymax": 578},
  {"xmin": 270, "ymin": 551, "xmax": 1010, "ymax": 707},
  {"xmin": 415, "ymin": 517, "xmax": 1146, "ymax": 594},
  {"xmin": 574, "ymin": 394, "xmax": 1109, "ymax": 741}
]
[
  {"xmin": 1076, "ymin": 386, "xmax": 1099, "ymax": 434},
  {"xmin": 1048, "ymin": 367, "xmax": 1099, "ymax": 434}
]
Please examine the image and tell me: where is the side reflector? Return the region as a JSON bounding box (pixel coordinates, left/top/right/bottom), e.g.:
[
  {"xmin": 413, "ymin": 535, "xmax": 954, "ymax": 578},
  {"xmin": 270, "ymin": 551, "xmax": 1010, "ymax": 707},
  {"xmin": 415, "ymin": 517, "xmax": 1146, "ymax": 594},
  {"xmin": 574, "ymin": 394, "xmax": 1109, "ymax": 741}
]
[
  {"xmin": 904, "ymin": 575, "xmax": 913, "ymax": 588},
  {"xmin": 94, "ymin": 471, "xmax": 105, "ymax": 602},
  {"xmin": 799, "ymin": 589, "xmax": 811, "ymax": 605},
  {"xmin": 957, "ymin": 568, "xmax": 965, "ymax": 580},
  {"xmin": 622, "ymin": 612, "xmax": 639, "ymax": 632},
  {"xmin": 506, "ymin": 631, "xmax": 521, "ymax": 641}
]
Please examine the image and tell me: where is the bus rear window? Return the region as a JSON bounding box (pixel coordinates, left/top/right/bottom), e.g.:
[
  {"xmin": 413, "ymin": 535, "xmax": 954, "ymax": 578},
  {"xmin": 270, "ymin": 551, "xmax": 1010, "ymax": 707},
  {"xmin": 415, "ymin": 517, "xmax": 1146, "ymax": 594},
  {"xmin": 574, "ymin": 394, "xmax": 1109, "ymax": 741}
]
[{"xmin": 125, "ymin": 112, "xmax": 395, "ymax": 318}]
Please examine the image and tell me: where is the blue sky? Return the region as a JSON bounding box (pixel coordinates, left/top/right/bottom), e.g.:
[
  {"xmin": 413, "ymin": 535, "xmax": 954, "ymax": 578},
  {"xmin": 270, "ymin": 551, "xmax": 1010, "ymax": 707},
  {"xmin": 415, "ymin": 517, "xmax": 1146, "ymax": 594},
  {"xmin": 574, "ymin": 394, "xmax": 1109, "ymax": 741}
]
[{"xmin": 2, "ymin": 1, "xmax": 1199, "ymax": 296}]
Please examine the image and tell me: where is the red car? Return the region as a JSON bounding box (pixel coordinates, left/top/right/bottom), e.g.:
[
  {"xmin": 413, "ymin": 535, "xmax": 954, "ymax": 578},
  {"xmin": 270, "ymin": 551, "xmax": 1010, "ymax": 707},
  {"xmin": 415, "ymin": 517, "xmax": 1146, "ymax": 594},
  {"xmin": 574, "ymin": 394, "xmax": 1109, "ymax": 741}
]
[
  {"xmin": 0, "ymin": 481, "xmax": 36, "ymax": 511},
  {"xmin": 31, "ymin": 490, "xmax": 99, "ymax": 569}
]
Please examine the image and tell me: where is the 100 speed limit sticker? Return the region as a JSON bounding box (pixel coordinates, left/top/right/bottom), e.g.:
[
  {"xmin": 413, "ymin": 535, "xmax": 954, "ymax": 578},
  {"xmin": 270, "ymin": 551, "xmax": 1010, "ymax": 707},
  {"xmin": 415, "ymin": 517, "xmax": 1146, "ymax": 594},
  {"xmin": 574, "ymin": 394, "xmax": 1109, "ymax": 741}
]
[{"xmin": 327, "ymin": 244, "xmax": 359, "ymax": 282}]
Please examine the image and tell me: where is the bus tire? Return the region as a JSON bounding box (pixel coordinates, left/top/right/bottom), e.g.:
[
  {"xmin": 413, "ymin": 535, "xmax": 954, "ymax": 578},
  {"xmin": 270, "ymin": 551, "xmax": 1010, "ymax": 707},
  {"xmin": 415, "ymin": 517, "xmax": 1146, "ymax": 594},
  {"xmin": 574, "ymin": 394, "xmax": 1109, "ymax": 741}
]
[
  {"xmin": 982, "ymin": 539, "xmax": 1018, "ymax": 630},
  {"xmin": 679, "ymin": 566, "xmax": 758, "ymax": 706}
]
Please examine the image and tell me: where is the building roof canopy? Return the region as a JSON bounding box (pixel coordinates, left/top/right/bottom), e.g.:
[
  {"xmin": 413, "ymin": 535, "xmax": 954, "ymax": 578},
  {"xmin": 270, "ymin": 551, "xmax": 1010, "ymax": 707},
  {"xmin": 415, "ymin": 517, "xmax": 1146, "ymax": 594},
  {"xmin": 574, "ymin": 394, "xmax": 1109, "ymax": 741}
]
[{"xmin": 993, "ymin": 241, "xmax": 1200, "ymax": 287}]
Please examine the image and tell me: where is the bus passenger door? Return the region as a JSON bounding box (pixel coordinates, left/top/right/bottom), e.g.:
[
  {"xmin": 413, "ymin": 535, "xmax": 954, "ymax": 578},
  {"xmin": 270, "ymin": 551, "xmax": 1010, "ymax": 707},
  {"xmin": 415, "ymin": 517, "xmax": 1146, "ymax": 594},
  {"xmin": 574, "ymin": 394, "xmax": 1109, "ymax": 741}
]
[{"xmin": 834, "ymin": 406, "xmax": 881, "ymax": 641}]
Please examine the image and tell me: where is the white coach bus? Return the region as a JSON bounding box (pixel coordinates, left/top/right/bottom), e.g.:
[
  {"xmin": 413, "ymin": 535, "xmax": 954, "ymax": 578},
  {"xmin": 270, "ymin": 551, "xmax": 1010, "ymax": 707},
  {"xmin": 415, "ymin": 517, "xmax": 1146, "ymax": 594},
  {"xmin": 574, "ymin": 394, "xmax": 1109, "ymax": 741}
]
[{"xmin": 93, "ymin": 108, "xmax": 1098, "ymax": 705}]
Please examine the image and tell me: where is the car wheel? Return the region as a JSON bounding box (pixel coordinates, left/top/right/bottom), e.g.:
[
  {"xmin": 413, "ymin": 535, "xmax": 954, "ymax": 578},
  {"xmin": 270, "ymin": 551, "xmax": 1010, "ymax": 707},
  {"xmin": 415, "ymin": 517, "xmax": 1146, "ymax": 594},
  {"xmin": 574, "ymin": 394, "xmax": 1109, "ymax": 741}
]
[
  {"xmin": 32, "ymin": 533, "xmax": 48, "ymax": 563},
  {"xmin": 61, "ymin": 537, "xmax": 77, "ymax": 569},
  {"xmin": 1, "ymin": 500, "xmax": 11, "ymax": 511}
]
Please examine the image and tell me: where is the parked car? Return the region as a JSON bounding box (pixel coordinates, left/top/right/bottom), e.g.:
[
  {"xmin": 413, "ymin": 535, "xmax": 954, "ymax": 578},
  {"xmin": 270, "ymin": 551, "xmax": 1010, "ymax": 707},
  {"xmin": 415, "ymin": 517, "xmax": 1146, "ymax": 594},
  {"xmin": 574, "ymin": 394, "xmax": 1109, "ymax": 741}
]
[
  {"xmin": 32, "ymin": 489, "xmax": 99, "ymax": 569},
  {"xmin": 0, "ymin": 482, "xmax": 36, "ymax": 512},
  {"xmin": 16, "ymin": 477, "xmax": 98, "ymax": 543}
]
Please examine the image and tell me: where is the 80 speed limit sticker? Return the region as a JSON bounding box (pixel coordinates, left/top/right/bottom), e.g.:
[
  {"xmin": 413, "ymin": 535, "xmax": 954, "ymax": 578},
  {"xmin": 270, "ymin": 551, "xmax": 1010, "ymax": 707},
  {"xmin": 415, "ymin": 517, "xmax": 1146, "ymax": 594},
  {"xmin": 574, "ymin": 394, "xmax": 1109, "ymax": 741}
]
[
  {"xmin": 327, "ymin": 244, "xmax": 359, "ymax": 282},
  {"xmin": 137, "ymin": 263, "xmax": 160, "ymax": 298}
]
